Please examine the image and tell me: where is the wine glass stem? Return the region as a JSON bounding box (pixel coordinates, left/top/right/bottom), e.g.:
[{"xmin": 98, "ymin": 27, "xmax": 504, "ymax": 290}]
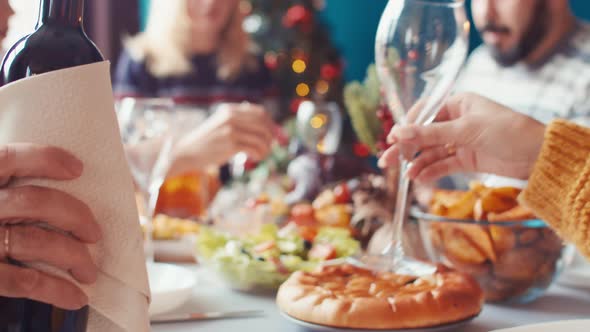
[
  {"xmin": 142, "ymin": 180, "xmax": 163, "ymax": 262},
  {"xmin": 138, "ymin": 191, "xmax": 155, "ymax": 263},
  {"xmin": 389, "ymin": 159, "xmax": 412, "ymax": 267}
]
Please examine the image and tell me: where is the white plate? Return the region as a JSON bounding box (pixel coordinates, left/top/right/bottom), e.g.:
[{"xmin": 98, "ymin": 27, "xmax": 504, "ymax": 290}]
[
  {"xmin": 558, "ymin": 252, "xmax": 590, "ymax": 290},
  {"xmin": 280, "ymin": 311, "xmax": 477, "ymax": 332},
  {"xmin": 154, "ymin": 236, "xmax": 197, "ymax": 263},
  {"xmin": 558, "ymin": 264, "xmax": 590, "ymax": 290},
  {"xmin": 491, "ymin": 319, "xmax": 590, "ymax": 332},
  {"xmin": 147, "ymin": 262, "xmax": 196, "ymax": 316}
]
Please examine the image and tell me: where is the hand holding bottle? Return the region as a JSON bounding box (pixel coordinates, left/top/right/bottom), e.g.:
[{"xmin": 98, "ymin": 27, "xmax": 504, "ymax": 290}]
[{"xmin": 0, "ymin": 143, "xmax": 101, "ymax": 310}]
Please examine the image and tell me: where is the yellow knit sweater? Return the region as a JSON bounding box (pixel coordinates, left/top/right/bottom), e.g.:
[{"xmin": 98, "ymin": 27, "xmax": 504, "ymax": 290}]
[{"xmin": 521, "ymin": 119, "xmax": 590, "ymax": 259}]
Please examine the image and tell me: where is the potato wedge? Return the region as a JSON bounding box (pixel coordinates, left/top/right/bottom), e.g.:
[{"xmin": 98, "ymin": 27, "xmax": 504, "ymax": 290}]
[
  {"xmin": 445, "ymin": 191, "xmax": 478, "ymax": 219},
  {"xmin": 440, "ymin": 226, "xmax": 489, "ymax": 264},
  {"xmin": 431, "ymin": 190, "xmax": 466, "ymax": 208},
  {"xmin": 455, "ymin": 224, "xmax": 497, "ymax": 262},
  {"xmin": 490, "ymin": 226, "xmax": 517, "ymax": 254},
  {"xmin": 479, "ymin": 190, "xmax": 518, "ymax": 214}
]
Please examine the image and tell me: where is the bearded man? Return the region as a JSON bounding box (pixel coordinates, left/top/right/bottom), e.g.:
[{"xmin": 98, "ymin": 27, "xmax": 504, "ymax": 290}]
[{"xmin": 456, "ymin": 0, "xmax": 590, "ymax": 126}]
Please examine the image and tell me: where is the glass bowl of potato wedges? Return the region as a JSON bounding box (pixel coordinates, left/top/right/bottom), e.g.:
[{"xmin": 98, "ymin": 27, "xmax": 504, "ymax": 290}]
[{"xmin": 410, "ymin": 182, "xmax": 576, "ymax": 304}]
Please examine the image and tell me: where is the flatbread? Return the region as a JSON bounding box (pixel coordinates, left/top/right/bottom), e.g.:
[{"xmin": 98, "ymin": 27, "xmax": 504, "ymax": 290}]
[{"xmin": 277, "ymin": 264, "xmax": 483, "ymax": 330}]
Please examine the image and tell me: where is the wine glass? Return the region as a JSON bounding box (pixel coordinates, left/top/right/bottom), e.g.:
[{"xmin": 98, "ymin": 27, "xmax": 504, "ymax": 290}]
[
  {"xmin": 116, "ymin": 98, "xmax": 181, "ymax": 262},
  {"xmin": 370, "ymin": 0, "xmax": 470, "ymax": 274},
  {"xmin": 295, "ymin": 100, "xmax": 343, "ymax": 185},
  {"xmin": 296, "ymin": 100, "xmax": 343, "ymax": 156},
  {"xmin": 209, "ymin": 102, "xmax": 271, "ymax": 180}
]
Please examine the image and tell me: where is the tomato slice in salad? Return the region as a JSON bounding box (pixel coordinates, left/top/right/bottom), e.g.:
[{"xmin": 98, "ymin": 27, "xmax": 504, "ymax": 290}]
[{"xmin": 308, "ymin": 243, "xmax": 337, "ymax": 260}]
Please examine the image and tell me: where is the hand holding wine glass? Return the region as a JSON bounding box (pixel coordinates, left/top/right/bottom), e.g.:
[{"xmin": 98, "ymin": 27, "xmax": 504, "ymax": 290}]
[
  {"xmin": 0, "ymin": 143, "xmax": 100, "ymax": 310},
  {"xmin": 378, "ymin": 93, "xmax": 546, "ymax": 182},
  {"xmin": 170, "ymin": 102, "xmax": 275, "ymax": 177},
  {"xmin": 368, "ymin": 0, "xmax": 469, "ymax": 273}
]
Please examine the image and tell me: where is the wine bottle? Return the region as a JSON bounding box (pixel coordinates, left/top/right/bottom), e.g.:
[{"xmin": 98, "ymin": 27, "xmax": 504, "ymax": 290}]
[
  {"xmin": 1, "ymin": 0, "xmax": 103, "ymax": 85},
  {"xmin": 0, "ymin": 0, "xmax": 101, "ymax": 331}
]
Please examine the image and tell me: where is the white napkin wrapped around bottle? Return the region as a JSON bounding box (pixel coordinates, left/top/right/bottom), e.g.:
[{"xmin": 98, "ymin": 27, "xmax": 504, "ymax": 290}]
[{"xmin": 0, "ymin": 61, "xmax": 150, "ymax": 332}]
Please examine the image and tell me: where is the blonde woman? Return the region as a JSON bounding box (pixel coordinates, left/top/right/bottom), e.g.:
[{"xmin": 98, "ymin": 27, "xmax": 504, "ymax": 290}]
[
  {"xmin": 114, "ymin": 0, "xmax": 277, "ymax": 217},
  {"xmin": 115, "ymin": 0, "xmax": 277, "ymax": 164},
  {"xmin": 0, "ymin": 0, "xmax": 14, "ymax": 55},
  {"xmin": 115, "ymin": 0, "xmax": 275, "ymax": 103}
]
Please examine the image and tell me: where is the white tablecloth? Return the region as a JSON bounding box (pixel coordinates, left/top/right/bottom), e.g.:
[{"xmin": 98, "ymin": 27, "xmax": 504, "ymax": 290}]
[{"xmin": 151, "ymin": 267, "xmax": 590, "ymax": 332}]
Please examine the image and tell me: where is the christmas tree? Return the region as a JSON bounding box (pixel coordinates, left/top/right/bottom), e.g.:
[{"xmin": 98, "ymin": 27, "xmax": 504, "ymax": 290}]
[{"xmin": 244, "ymin": 0, "xmax": 345, "ymax": 121}]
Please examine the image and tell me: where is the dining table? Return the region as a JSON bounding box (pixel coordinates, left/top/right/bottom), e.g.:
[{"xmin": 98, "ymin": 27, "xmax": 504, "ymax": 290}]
[{"xmin": 151, "ymin": 265, "xmax": 590, "ymax": 332}]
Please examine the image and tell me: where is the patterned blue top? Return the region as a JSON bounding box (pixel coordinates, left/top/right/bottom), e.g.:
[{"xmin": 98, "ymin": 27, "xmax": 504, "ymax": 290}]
[{"xmin": 113, "ymin": 49, "xmax": 277, "ymax": 106}]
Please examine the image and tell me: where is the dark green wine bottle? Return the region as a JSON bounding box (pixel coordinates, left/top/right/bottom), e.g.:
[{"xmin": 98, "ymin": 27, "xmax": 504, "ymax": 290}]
[
  {"xmin": 1, "ymin": 0, "xmax": 103, "ymax": 84},
  {"xmin": 0, "ymin": 0, "xmax": 101, "ymax": 331}
]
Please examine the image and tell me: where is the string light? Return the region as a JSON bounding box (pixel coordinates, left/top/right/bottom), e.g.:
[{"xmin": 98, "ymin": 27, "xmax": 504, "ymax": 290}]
[
  {"xmin": 239, "ymin": 0, "xmax": 253, "ymax": 15},
  {"xmin": 316, "ymin": 80, "xmax": 329, "ymax": 94},
  {"xmin": 296, "ymin": 83, "xmax": 310, "ymax": 97},
  {"xmin": 463, "ymin": 21, "xmax": 471, "ymax": 33},
  {"xmin": 292, "ymin": 59, "xmax": 307, "ymax": 73},
  {"xmin": 310, "ymin": 114, "xmax": 327, "ymax": 129},
  {"xmin": 317, "ymin": 141, "xmax": 326, "ymax": 154}
]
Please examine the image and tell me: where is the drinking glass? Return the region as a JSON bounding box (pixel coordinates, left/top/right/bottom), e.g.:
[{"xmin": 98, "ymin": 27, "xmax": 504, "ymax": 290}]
[
  {"xmin": 116, "ymin": 98, "xmax": 180, "ymax": 261},
  {"xmin": 368, "ymin": 0, "xmax": 470, "ymax": 274}
]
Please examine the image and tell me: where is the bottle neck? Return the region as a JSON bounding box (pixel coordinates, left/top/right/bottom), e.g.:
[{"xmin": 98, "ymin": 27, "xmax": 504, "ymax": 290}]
[{"xmin": 37, "ymin": 0, "xmax": 85, "ymax": 28}]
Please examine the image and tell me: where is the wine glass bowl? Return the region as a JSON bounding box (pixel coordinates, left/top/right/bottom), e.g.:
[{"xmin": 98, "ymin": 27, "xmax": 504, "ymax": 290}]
[
  {"xmin": 296, "ymin": 100, "xmax": 343, "ymax": 156},
  {"xmin": 376, "ymin": 0, "xmax": 469, "ymax": 127},
  {"xmin": 368, "ymin": 0, "xmax": 469, "ymax": 273},
  {"xmin": 117, "ymin": 99, "xmax": 176, "ymax": 190},
  {"xmin": 116, "ymin": 97, "xmax": 180, "ymax": 261}
]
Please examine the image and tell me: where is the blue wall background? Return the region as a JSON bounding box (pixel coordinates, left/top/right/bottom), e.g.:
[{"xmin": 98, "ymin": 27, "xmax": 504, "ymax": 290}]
[{"xmin": 140, "ymin": 0, "xmax": 590, "ymax": 82}]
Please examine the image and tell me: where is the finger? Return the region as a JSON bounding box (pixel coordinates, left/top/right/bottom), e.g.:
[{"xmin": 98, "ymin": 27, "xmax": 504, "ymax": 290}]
[
  {"xmin": 228, "ymin": 122, "xmax": 273, "ymax": 154},
  {"xmin": 218, "ymin": 104, "xmax": 274, "ymax": 142},
  {"xmin": 0, "ymin": 144, "xmax": 83, "ymax": 181},
  {"xmin": 386, "ymin": 125, "xmax": 399, "ymax": 145},
  {"xmin": 233, "ymin": 106, "xmax": 275, "ymax": 136},
  {"xmin": 0, "ymin": 186, "xmax": 101, "ymax": 243},
  {"xmin": 378, "ymin": 144, "xmax": 400, "ymax": 169},
  {"xmin": 406, "ymin": 146, "xmax": 452, "ymax": 179},
  {"xmin": 406, "ymin": 98, "xmax": 428, "ymax": 124},
  {"xmin": 8, "ymin": 226, "xmax": 98, "ymax": 284},
  {"xmin": 0, "ymin": 263, "xmax": 88, "ymax": 310},
  {"xmin": 235, "ymin": 133, "xmax": 273, "ymax": 161},
  {"xmin": 432, "ymin": 106, "xmax": 451, "ymax": 122},
  {"xmin": 406, "ymin": 97, "xmax": 456, "ymax": 125},
  {"xmin": 228, "ymin": 102, "xmax": 270, "ymax": 121},
  {"xmin": 235, "ymin": 103, "xmax": 269, "ymax": 120},
  {"xmin": 439, "ymin": 93, "xmax": 478, "ymax": 120},
  {"xmin": 387, "ymin": 121, "xmax": 460, "ymax": 150},
  {"xmin": 234, "ymin": 120, "xmax": 274, "ymax": 144},
  {"xmin": 414, "ymin": 156, "xmax": 463, "ymax": 183}
]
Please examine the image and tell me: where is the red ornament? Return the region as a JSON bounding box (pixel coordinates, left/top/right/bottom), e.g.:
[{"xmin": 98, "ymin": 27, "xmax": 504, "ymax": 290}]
[
  {"xmin": 264, "ymin": 52, "xmax": 279, "ymax": 71},
  {"xmin": 353, "ymin": 143, "xmax": 371, "ymax": 158},
  {"xmin": 382, "ymin": 121, "xmax": 394, "ymax": 134},
  {"xmin": 375, "ymin": 141, "xmax": 388, "ymax": 153},
  {"xmin": 290, "ymin": 98, "xmax": 306, "ymax": 114},
  {"xmin": 244, "ymin": 158, "xmax": 258, "ymax": 171},
  {"xmin": 376, "ymin": 108, "xmax": 392, "ymax": 121},
  {"xmin": 320, "ymin": 63, "xmax": 342, "ymax": 81},
  {"xmin": 395, "ymin": 59, "xmax": 407, "ymax": 70},
  {"xmin": 272, "ymin": 125, "xmax": 290, "ymax": 146},
  {"xmin": 283, "ymin": 5, "xmax": 313, "ymax": 29}
]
